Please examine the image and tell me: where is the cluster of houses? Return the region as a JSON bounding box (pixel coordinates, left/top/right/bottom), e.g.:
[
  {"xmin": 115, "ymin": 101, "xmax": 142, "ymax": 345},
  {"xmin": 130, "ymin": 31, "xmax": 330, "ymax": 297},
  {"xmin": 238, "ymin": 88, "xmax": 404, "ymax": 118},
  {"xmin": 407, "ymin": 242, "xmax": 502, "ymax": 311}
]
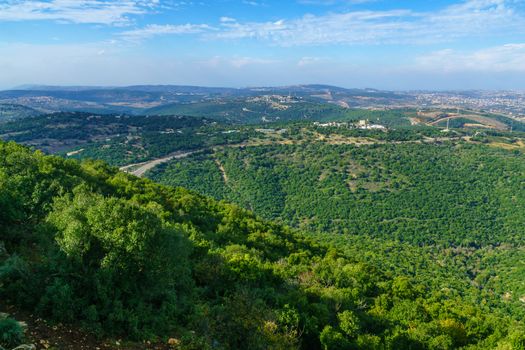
[
  {"xmin": 313, "ymin": 119, "xmax": 386, "ymax": 130},
  {"xmin": 255, "ymin": 128, "xmax": 287, "ymax": 134}
]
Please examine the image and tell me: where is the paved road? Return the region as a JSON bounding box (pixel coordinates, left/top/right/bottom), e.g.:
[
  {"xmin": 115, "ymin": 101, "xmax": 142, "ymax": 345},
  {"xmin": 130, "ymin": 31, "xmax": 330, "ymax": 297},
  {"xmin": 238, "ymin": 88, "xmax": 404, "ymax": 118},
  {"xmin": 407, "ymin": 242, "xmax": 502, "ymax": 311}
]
[{"xmin": 120, "ymin": 151, "xmax": 196, "ymax": 177}]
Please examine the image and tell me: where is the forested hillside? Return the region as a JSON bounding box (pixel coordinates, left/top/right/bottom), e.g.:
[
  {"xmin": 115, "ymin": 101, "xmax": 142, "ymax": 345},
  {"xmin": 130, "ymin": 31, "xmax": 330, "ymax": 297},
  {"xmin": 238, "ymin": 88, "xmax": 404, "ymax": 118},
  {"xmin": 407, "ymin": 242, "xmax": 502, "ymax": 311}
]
[
  {"xmin": 147, "ymin": 134, "xmax": 525, "ymax": 335},
  {"xmin": 0, "ymin": 104, "xmax": 40, "ymax": 121},
  {"xmin": 1, "ymin": 140, "xmax": 524, "ymax": 349},
  {"xmin": 0, "ymin": 112, "xmax": 255, "ymax": 165},
  {"xmin": 145, "ymin": 99, "xmax": 358, "ymax": 124},
  {"xmin": 150, "ymin": 141, "xmax": 525, "ymax": 244},
  {"xmin": 0, "ymin": 108, "xmax": 515, "ymax": 168}
]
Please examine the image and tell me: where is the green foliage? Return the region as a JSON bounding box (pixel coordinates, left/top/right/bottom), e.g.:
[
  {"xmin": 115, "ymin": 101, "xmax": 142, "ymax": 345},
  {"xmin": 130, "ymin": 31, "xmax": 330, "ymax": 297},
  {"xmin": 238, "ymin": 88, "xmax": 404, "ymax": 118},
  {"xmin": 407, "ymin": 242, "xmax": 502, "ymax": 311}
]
[
  {"xmin": 154, "ymin": 141, "xmax": 525, "ymax": 245},
  {"xmin": 0, "ymin": 317, "xmax": 24, "ymax": 349},
  {"xmin": 145, "ymin": 99, "xmax": 354, "ymax": 124},
  {"xmin": 0, "ymin": 112, "xmax": 254, "ymax": 166},
  {"xmin": 0, "ymin": 139, "xmax": 523, "ymax": 349},
  {"xmin": 146, "ymin": 131, "xmax": 525, "ymax": 348},
  {"xmin": 0, "ymin": 103, "xmax": 39, "ymax": 122},
  {"xmin": 319, "ymin": 325, "xmax": 350, "ymax": 350},
  {"xmin": 42, "ymin": 188, "xmax": 195, "ymax": 338},
  {"xmin": 509, "ymin": 330, "xmax": 525, "ymax": 350},
  {"xmin": 338, "ymin": 310, "xmax": 360, "ymax": 338},
  {"xmin": 149, "ymin": 151, "xmax": 228, "ymax": 199}
]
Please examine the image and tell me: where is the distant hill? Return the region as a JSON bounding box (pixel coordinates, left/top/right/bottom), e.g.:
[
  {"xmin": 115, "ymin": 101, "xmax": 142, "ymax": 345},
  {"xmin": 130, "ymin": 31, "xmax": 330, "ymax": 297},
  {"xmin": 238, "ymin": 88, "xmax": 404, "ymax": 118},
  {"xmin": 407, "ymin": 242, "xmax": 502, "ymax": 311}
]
[
  {"xmin": 0, "ymin": 112, "xmax": 223, "ymax": 158},
  {"xmin": 13, "ymin": 84, "xmax": 115, "ymax": 91},
  {"xmin": 0, "ymin": 103, "xmax": 40, "ymax": 122},
  {"xmin": 0, "ymin": 84, "xmax": 412, "ymax": 115},
  {"xmin": 143, "ymin": 97, "xmax": 357, "ymax": 124},
  {"xmin": 13, "ymin": 83, "xmax": 358, "ymax": 94}
]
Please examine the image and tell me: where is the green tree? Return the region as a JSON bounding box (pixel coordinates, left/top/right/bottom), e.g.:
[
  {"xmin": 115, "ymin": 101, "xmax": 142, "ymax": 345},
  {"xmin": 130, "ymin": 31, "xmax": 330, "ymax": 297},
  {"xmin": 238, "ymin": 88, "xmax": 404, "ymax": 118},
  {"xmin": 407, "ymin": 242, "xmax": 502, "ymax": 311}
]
[
  {"xmin": 320, "ymin": 325, "xmax": 350, "ymax": 350},
  {"xmin": 338, "ymin": 310, "xmax": 360, "ymax": 339}
]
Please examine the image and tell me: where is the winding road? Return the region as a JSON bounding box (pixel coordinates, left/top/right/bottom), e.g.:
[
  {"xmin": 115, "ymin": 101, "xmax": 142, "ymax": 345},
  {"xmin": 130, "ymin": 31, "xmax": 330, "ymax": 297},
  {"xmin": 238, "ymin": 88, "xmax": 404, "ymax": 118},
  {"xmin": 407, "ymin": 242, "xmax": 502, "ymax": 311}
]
[{"xmin": 119, "ymin": 150, "xmax": 196, "ymax": 177}]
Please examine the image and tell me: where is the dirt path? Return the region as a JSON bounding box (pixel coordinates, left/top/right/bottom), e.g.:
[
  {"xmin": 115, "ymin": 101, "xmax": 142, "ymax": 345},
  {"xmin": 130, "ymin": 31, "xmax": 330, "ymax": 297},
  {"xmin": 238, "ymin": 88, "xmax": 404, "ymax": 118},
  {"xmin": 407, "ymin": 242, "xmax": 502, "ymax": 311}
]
[
  {"xmin": 214, "ymin": 158, "xmax": 229, "ymax": 184},
  {"xmin": 120, "ymin": 151, "xmax": 196, "ymax": 177}
]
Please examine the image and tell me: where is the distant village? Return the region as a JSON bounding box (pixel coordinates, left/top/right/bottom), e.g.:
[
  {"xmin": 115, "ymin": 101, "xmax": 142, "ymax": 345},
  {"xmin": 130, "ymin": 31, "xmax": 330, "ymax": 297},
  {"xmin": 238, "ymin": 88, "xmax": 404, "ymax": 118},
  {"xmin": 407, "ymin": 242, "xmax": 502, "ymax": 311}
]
[{"xmin": 313, "ymin": 119, "xmax": 387, "ymax": 130}]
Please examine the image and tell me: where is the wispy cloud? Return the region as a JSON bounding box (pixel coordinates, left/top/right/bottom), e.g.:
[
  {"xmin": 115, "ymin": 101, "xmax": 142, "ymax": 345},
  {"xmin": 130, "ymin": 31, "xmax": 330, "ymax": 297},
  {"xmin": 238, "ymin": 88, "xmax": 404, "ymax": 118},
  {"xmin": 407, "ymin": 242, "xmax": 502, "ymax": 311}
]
[
  {"xmin": 200, "ymin": 56, "xmax": 279, "ymax": 69},
  {"xmin": 220, "ymin": 16, "xmax": 236, "ymax": 23},
  {"xmin": 297, "ymin": 56, "xmax": 325, "ymax": 67},
  {"xmin": 416, "ymin": 44, "xmax": 525, "ymax": 72},
  {"xmin": 297, "ymin": 0, "xmax": 377, "ymax": 5},
  {"xmin": 211, "ymin": 0, "xmax": 523, "ymax": 45},
  {"xmin": 230, "ymin": 56, "xmax": 278, "ymax": 68},
  {"xmin": 213, "ymin": 10, "xmax": 413, "ymax": 45},
  {"xmin": 242, "ymin": 1, "xmax": 266, "ymax": 6},
  {"xmin": 5, "ymin": 0, "xmax": 521, "ymax": 46},
  {"xmin": 119, "ymin": 23, "xmax": 213, "ymax": 41},
  {"xmin": 0, "ymin": 0, "xmax": 159, "ymax": 25},
  {"xmin": 113, "ymin": 0, "xmax": 522, "ymax": 46}
]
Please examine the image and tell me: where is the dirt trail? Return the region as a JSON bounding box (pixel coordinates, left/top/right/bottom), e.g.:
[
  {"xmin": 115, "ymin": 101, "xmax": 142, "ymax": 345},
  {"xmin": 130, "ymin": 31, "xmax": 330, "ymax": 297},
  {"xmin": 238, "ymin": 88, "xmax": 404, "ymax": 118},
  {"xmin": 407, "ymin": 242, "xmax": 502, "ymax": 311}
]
[{"xmin": 214, "ymin": 158, "xmax": 229, "ymax": 184}]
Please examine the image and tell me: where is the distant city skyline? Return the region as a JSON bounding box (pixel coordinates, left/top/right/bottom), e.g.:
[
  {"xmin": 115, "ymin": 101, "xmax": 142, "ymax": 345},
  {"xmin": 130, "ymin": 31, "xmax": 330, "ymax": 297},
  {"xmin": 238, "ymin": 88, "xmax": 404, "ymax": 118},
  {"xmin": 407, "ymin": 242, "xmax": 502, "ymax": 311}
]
[{"xmin": 1, "ymin": 0, "xmax": 525, "ymax": 90}]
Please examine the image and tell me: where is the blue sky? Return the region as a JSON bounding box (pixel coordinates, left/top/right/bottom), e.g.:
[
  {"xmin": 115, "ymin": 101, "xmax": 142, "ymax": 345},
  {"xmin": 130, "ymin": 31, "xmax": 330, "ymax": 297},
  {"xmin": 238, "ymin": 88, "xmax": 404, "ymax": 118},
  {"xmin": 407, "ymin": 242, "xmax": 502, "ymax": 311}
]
[{"xmin": 0, "ymin": 0, "xmax": 524, "ymax": 90}]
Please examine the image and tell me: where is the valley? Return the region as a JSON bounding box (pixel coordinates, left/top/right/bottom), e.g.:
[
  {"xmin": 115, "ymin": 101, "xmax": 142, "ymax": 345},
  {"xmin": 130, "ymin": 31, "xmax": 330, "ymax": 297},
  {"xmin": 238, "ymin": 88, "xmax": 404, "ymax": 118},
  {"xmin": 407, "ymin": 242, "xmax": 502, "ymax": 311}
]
[
  {"xmin": 4, "ymin": 0, "xmax": 525, "ymax": 348},
  {"xmin": 2, "ymin": 88, "xmax": 525, "ymax": 349}
]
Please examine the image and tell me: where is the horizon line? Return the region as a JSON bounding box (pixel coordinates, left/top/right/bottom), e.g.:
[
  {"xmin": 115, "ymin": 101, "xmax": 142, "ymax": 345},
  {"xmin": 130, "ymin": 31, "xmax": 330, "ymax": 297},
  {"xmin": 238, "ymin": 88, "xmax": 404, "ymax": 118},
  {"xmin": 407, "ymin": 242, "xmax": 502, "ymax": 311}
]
[{"xmin": 3, "ymin": 84, "xmax": 524, "ymax": 93}]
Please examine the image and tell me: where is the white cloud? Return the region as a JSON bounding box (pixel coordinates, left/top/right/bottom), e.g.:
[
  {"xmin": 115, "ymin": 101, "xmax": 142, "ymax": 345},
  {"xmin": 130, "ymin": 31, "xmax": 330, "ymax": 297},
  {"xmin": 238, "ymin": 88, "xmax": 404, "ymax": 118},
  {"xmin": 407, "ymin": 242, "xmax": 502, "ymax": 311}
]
[
  {"xmin": 200, "ymin": 56, "xmax": 279, "ymax": 69},
  {"xmin": 10, "ymin": 0, "xmax": 518, "ymax": 47},
  {"xmin": 297, "ymin": 0, "xmax": 376, "ymax": 5},
  {"xmin": 210, "ymin": 0, "xmax": 524, "ymax": 46},
  {"xmin": 0, "ymin": 0, "xmax": 158, "ymax": 25},
  {"xmin": 416, "ymin": 44, "xmax": 525, "ymax": 72},
  {"xmin": 242, "ymin": 1, "xmax": 266, "ymax": 6},
  {"xmin": 220, "ymin": 16, "xmax": 236, "ymax": 23},
  {"xmin": 297, "ymin": 56, "xmax": 324, "ymax": 67},
  {"xmin": 1, "ymin": 0, "xmax": 523, "ymax": 47},
  {"xmin": 230, "ymin": 56, "xmax": 278, "ymax": 68},
  {"xmin": 119, "ymin": 23, "xmax": 213, "ymax": 41}
]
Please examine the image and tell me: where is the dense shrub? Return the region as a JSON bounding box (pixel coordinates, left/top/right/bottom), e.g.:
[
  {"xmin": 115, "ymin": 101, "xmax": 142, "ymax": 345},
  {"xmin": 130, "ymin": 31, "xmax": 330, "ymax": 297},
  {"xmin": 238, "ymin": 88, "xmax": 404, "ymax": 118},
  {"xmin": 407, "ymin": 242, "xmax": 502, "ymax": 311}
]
[
  {"xmin": 0, "ymin": 140, "xmax": 522, "ymax": 349},
  {"xmin": 0, "ymin": 317, "xmax": 24, "ymax": 349}
]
